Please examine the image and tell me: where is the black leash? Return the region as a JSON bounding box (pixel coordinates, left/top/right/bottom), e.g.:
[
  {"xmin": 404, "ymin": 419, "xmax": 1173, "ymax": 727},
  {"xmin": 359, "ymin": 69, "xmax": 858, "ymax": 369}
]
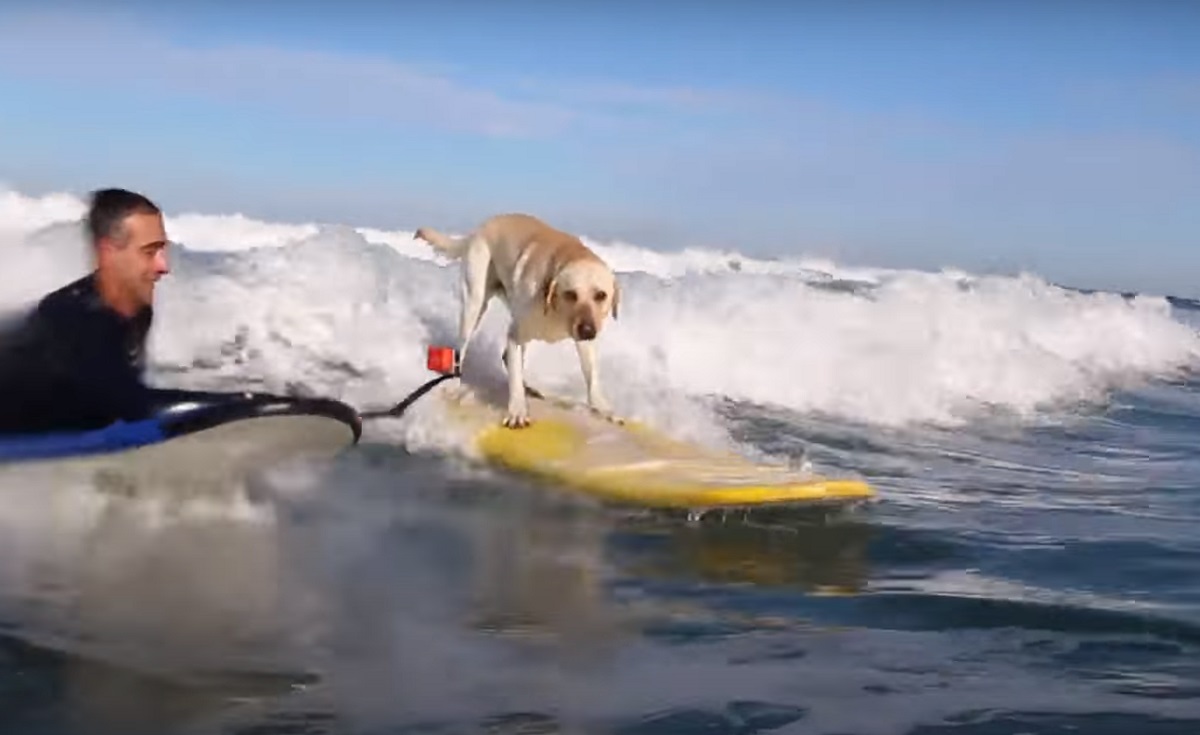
[{"xmin": 359, "ymin": 371, "xmax": 460, "ymax": 420}]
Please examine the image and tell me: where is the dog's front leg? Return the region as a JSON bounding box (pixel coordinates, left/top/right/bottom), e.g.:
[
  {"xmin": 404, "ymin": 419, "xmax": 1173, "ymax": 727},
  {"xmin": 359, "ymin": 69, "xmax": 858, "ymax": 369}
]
[
  {"xmin": 502, "ymin": 346, "xmax": 544, "ymax": 399},
  {"xmin": 576, "ymin": 340, "xmax": 621, "ymax": 423},
  {"xmin": 503, "ymin": 334, "xmax": 531, "ymax": 428}
]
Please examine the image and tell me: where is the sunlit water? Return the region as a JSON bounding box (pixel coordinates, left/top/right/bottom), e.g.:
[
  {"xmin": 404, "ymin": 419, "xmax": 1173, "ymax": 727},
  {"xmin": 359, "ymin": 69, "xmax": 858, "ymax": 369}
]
[{"xmin": 2, "ymin": 187, "xmax": 1199, "ymax": 734}]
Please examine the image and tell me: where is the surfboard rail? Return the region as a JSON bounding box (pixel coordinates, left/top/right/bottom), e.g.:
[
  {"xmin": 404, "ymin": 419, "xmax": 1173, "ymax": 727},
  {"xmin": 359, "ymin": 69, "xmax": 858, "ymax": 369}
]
[{"xmin": 0, "ymin": 389, "xmax": 362, "ymax": 464}]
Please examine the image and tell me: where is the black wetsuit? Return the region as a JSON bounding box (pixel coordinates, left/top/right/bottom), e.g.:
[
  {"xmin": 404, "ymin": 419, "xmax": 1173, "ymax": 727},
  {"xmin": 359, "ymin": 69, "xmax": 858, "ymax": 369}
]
[{"xmin": 0, "ymin": 273, "xmax": 154, "ymax": 434}]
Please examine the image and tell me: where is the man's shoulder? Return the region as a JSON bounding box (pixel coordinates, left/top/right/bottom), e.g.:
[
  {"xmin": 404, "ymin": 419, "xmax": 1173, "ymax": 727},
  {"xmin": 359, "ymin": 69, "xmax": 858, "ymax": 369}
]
[
  {"xmin": 37, "ymin": 273, "xmax": 98, "ymax": 310},
  {"xmin": 31, "ymin": 272, "xmax": 153, "ymax": 345},
  {"xmin": 23, "ymin": 274, "xmax": 110, "ymax": 345}
]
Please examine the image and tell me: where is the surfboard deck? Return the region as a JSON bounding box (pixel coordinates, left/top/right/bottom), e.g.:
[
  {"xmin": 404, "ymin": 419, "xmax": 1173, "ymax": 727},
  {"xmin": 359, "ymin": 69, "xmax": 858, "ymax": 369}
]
[{"xmin": 434, "ymin": 384, "xmax": 874, "ymax": 509}]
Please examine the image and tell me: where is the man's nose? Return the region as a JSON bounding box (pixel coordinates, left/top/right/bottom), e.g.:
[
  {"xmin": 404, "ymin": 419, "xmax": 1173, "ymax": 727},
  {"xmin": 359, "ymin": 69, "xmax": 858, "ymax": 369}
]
[{"xmin": 155, "ymin": 249, "xmax": 170, "ymax": 274}]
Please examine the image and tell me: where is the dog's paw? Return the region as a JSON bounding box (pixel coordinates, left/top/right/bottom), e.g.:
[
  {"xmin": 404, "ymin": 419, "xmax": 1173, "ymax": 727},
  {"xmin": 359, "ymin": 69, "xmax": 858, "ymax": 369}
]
[
  {"xmin": 502, "ymin": 411, "xmax": 531, "ymax": 429},
  {"xmin": 588, "ymin": 405, "xmax": 625, "ymax": 425}
]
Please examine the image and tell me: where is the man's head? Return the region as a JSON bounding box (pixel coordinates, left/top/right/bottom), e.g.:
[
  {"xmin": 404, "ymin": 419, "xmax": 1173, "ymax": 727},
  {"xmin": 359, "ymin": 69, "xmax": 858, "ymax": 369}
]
[{"xmin": 87, "ymin": 188, "xmax": 169, "ymax": 316}]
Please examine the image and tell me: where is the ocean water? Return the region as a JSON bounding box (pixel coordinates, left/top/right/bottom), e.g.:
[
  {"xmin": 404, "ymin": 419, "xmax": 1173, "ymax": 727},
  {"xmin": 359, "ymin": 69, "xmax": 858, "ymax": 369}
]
[{"xmin": 1, "ymin": 186, "xmax": 1200, "ymax": 735}]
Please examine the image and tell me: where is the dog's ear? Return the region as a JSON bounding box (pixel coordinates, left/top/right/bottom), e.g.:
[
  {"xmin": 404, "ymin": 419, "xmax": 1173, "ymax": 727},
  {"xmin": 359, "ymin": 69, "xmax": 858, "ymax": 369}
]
[
  {"xmin": 612, "ymin": 280, "xmax": 620, "ymax": 320},
  {"xmin": 542, "ymin": 275, "xmax": 558, "ymax": 314}
]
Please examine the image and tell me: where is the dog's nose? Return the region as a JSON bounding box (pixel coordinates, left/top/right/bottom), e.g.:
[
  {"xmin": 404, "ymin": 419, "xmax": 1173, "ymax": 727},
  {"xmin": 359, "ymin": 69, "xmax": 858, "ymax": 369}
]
[{"xmin": 576, "ymin": 322, "xmax": 597, "ymax": 341}]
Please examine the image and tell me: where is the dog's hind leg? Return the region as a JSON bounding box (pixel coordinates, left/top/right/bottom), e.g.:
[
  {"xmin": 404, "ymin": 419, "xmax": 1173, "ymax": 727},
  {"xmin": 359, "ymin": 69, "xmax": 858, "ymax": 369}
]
[{"xmin": 456, "ymin": 236, "xmax": 492, "ymax": 370}]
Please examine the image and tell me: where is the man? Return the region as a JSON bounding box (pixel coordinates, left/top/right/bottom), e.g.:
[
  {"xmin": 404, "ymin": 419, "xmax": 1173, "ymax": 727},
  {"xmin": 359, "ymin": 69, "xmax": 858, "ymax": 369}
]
[{"xmin": 0, "ymin": 188, "xmax": 171, "ymax": 434}]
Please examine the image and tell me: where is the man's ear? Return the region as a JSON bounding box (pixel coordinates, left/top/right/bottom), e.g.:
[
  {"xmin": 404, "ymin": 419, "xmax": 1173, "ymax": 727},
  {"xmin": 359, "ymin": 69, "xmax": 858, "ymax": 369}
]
[
  {"xmin": 93, "ymin": 236, "xmax": 117, "ymax": 265},
  {"xmin": 542, "ymin": 275, "xmax": 558, "ymax": 314}
]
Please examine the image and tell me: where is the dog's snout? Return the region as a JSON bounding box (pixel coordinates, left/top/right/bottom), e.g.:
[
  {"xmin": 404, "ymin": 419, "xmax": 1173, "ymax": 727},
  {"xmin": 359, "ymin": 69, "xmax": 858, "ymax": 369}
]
[{"xmin": 576, "ymin": 321, "xmax": 597, "ymax": 341}]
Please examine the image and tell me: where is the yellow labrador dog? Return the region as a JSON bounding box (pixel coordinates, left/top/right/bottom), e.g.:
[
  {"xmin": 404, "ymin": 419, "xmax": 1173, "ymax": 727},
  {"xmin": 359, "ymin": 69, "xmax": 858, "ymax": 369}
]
[{"xmin": 414, "ymin": 213, "xmax": 621, "ymax": 429}]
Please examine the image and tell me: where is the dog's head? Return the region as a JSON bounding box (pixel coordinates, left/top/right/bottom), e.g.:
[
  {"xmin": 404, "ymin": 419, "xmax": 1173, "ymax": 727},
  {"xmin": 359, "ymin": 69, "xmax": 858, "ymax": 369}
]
[{"xmin": 543, "ymin": 258, "xmax": 620, "ymax": 341}]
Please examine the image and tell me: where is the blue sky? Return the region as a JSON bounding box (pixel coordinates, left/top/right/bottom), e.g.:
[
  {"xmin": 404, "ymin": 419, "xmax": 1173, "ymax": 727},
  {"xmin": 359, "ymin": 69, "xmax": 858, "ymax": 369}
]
[{"xmin": 0, "ymin": 1, "xmax": 1198, "ymax": 296}]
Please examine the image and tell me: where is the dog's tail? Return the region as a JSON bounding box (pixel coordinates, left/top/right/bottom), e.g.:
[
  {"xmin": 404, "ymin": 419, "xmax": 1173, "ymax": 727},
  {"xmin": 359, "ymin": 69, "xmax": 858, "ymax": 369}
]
[{"xmin": 413, "ymin": 226, "xmax": 470, "ymax": 259}]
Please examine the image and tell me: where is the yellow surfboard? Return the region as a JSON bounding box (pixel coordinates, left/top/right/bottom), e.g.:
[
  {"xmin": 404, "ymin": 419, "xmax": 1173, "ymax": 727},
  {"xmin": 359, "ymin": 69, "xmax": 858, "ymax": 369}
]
[{"xmin": 435, "ymin": 384, "xmax": 874, "ymax": 510}]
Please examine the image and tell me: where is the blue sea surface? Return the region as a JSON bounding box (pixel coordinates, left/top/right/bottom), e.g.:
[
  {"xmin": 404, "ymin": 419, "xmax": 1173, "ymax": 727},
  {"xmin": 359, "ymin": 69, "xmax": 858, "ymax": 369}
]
[
  {"xmin": 1, "ymin": 311, "xmax": 1199, "ymax": 735},
  {"xmin": 1, "ymin": 218, "xmax": 1199, "ymax": 734}
]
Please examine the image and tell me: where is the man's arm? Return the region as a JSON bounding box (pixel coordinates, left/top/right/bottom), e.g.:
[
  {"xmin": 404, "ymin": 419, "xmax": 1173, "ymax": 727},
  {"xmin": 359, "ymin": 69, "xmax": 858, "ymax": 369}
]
[
  {"xmin": 40, "ymin": 308, "xmax": 155, "ymax": 424},
  {"xmin": 70, "ymin": 332, "xmax": 154, "ymax": 422}
]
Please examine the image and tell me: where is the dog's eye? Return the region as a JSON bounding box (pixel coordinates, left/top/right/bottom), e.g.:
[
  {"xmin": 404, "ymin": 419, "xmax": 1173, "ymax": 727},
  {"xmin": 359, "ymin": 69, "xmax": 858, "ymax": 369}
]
[
  {"xmin": 564, "ymin": 289, "xmax": 578, "ymax": 302},
  {"xmin": 594, "ymin": 290, "xmax": 607, "ymax": 302}
]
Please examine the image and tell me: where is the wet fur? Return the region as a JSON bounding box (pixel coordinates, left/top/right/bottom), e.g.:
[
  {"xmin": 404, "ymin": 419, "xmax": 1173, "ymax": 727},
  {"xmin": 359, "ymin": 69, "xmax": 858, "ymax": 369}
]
[{"xmin": 414, "ymin": 213, "xmax": 621, "ymax": 428}]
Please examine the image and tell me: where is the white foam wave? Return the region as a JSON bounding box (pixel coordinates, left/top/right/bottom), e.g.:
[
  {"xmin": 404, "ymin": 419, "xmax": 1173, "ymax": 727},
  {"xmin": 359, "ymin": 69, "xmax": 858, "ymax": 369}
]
[
  {"xmin": 0, "ymin": 186, "xmax": 85, "ymax": 234},
  {"xmin": 0, "ymin": 185, "xmax": 877, "ymax": 281},
  {"xmin": 3, "ymin": 186, "xmax": 1198, "ymax": 449}
]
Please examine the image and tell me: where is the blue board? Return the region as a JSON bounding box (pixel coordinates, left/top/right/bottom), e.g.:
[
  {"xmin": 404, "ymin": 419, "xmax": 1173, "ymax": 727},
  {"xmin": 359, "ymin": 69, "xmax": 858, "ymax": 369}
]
[
  {"xmin": 0, "ymin": 419, "xmax": 165, "ymax": 462},
  {"xmin": 0, "ymin": 389, "xmax": 362, "ymax": 465}
]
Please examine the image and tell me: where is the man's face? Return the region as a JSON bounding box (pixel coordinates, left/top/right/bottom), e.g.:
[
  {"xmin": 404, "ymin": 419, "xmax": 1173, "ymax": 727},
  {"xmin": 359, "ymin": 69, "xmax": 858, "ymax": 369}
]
[{"xmin": 97, "ymin": 211, "xmax": 170, "ymax": 310}]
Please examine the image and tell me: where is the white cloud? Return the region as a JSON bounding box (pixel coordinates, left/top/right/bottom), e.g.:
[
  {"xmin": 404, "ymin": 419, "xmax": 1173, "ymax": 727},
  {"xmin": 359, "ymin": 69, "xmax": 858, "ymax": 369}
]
[
  {"xmin": 0, "ymin": 10, "xmax": 803, "ymax": 142},
  {"xmin": 0, "ymin": 10, "xmax": 585, "ymax": 138}
]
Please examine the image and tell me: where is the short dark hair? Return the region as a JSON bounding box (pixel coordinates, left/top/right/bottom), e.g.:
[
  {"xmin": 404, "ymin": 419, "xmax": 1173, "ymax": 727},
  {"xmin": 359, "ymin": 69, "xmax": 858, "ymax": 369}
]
[{"xmin": 86, "ymin": 188, "xmax": 161, "ymax": 245}]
